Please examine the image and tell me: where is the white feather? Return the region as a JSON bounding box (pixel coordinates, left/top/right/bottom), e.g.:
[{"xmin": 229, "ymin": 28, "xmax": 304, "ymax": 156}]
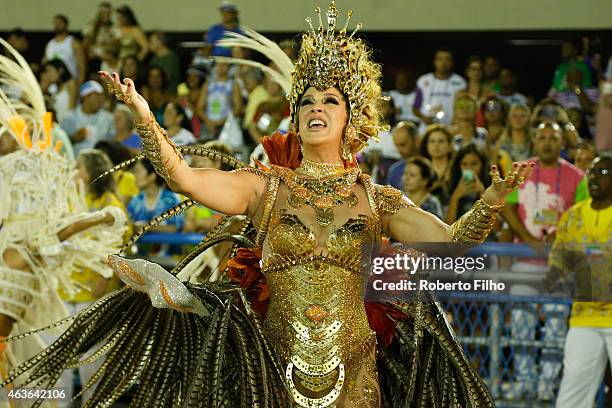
[{"xmin": 216, "ymin": 27, "xmax": 294, "ymax": 93}]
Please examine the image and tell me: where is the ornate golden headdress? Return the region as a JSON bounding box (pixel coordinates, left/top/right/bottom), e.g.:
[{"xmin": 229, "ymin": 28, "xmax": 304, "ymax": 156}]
[{"xmin": 289, "ymin": 1, "xmax": 387, "ymax": 159}]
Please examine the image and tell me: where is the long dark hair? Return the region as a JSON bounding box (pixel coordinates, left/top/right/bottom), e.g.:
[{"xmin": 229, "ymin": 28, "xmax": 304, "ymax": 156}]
[
  {"xmin": 164, "ymin": 102, "xmax": 192, "ymax": 132},
  {"xmin": 448, "ymin": 144, "xmax": 491, "ymax": 194},
  {"xmin": 79, "ymin": 149, "xmax": 116, "ymax": 199},
  {"xmin": 140, "ymin": 158, "xmax": 165, "ymax": 187},
  {"xmin": 44, "ymin": 58, "xmax": 72, "ymax": 82},
  {"xmin": 116, "ymin": 5, "xmax": 139, "ymax": 27},
  {"xmin": 419, "ymin": 124, "xmax": 454, "ymax": 160},
  {"xmin": 406, "ymin": 156, "xmax": 436, "ymax": 189}
]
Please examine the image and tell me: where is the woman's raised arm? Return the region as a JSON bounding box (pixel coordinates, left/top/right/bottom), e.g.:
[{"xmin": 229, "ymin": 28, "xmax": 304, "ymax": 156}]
[
  {"xmin": 100, "ymin": 72, "xmax": 266, "ymax": 216},
  {"xmin": 386, "ymin": 162, "xmax": 534, "ymax": 244}
]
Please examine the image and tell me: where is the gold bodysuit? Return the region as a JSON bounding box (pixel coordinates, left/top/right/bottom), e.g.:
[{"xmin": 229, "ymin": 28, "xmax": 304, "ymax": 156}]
[{"xmin": 256, "ymin": 164, "xmax": 412, "ymax": 408}]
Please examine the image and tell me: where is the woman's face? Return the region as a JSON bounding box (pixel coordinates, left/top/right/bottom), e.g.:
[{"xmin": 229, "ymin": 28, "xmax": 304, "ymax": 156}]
[
  {"xmin": 115, "ymin": 12, "xmax": 127, "ymax": 26},
  {"xmin": 403, "ymin": 163, "xmax": 427, "ymax": 193},
  {"xmin": 42, "ymin": 65, "xmax": 60, "ymax": 84},
  {"xmin": 76, "ymin": 158, "xmax": 90, "ymax": 184},
  {"xmin": 133, "ymin": 161, "xmax": 153, "ymax": 189},
  {"xmin": 163, "ymin": 104, "xmax": 181, "ymax": 127},
  {"xmin": 460, "ymin": 152, "xmax": 483, "ymax": 176},
  {"xmin": 509, "ymin": 107, "xmax": 529, "ymax": 130},
  {"xmin": 427, "ymin": 131, "xmax": 451, "ymax": 159},
  {"xmin": 298, "ymin": 86, "xmax": 347, "ymax": 152},
  {"xmin": 466, "ymin": 60, "xmax": 483, "ymax": 82},
  {"xmin": 148, "ymin": 68, "xmax": 163, "ymax": 89},
  {"xmin": 454, "ymin": 98, "xmax": 476, "ymax": 121},
  {"xmin": 123, "ymin": 58, "xmax": 138, "ymax": 79},
  {"xmin": 99, "ymin": 5, "xmax": 112, "ymax": 23}
]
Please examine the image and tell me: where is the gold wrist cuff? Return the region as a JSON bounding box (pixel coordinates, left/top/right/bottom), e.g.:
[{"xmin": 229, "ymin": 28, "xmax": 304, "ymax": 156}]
[
  {"xmin": 451, "ymin": 199, "xmax": 503, "ymax": 244},
  {"xmin": 135, "ymin": 112, "xmax": 184, "ymax": 184}
]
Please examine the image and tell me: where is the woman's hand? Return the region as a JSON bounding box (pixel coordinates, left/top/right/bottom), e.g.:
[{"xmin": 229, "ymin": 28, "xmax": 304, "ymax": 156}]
[
  {"xmin": 99, "ymin": 71, "xmax": 150, "ymax": 121},
  {"xmin": 451, "ymin": 177, "xmax": 485, "ymax": 201},
  {"xmin": 481, "ymin": 161, "xmax": 534, "ymax": 206}
]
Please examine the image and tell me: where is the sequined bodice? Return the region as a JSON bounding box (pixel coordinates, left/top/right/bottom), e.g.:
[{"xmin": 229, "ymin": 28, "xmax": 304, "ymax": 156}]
[{"xmin": 260, "ymin": 169, "xmax": 381, "ymax": 407}]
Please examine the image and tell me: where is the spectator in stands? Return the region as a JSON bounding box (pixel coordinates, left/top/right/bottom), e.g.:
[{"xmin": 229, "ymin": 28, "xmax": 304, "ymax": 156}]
[
  {"xmin": 551, "ymin": 156, "xmax": 612, "ymax": 408},
  {"xmin": 532, "ymin": 101, "xmax": 581, "ymax": 160},
  {"xmin": 446, "ymin": 144, "xmax": 491, "ymax": 224},
  {"xmin": 419, "ymin": 124, "xmax": 454, "ymax": 206},
  {"xmin": 496, "ymin": 68, "xmax": 528, "ymax": 107},
  {"xmin": 141, "ymin": 66, "xmax": 172, "ymax": 124},
  {"xmin": 149, "ymin": 31, "xmax": 181, "ymax": 93},
  {"xmin": 552, "ymin": 39, "xmax": 592, "ymax": 92},
  {"xmin": 389, "ymin": 70, "xmax": 420, "ymax": 125},
  {"xmin": 402, "ymin": 156, "xmax": 443, "ymax": 219},
  {"xmin": 163, "ymin": 102, "xmax": 197, "ymax": 146},
  {"xmin": 206, "ymin": 1, "xmax": 242, "ymax": 57},
  {"xmin": 481, "ymin": 95, "xmax": 508, "ymax": 143},
  {"xmin": 67, "ymin": 148, "xmax": 128, "ymax": 402},
  {"xmin": 362, "ymin": 96, "xmax": 401, "ymax": 183},
  {"xmin": 196, "ymin": 61, "xmax": 243, "ymax": 139},
  {"xmin": 504, "ymin": 121, "xmax": 588, "ymax": 243},
  {"xmin": 128, "ymin": 158, "xmax": 184, "ymax": 232},
  {"xmin": 60, "ymin": 80, "xmax": 114, "ymax": 153},
  {"xmin": 40, "ymin": 59, "xmax": 78, "ymax": 122},
  {"xmin": 499, "ymin": 103, "xmax": 534, "ymax": 162},
  {"xmin": 119, "ymin": 54, "xmax": 142, "ymax": 91},
  {"xmin": 82, "ymin": 2, "xmax": 119, "ymax": 74},
  {"xmin": 385, "ymin": 121, "xmax": 420, "ymax": 189},
  {"xmin": 242, "ymin": 70, "xmax": 269, "ymax": 129},
  {"xmin": 177, "ymin": 66, "xmax": 207, "ymax": 139},
  {"xmin": 246, "ymin": 77, "xmax": 289, "ymax": 145},
  {"xmin": 230, "ymin": 46, "xmax": 257, "ymax": 100},
  {"xmin": 111, "ymin": 104, "xmax": 140, "ymax": 150},
  {"xmin": 453, "ymin": 92, "xmax": 487, "ymax": 150},
  {"xmin": 43, "ymin": 14, "xmax": 86, "ymax": 84},
  {"xmin": 483, "ymin": 55, "xmax": 501, "ymax": 93},
  {"xmin": 548, "ymin": 67, "xmax": 598, "ymax": 115},
  {"xmin": 463, "ymin": 55, "xmax": 486, "ymax": 102},
  {"xmin": 115, "ymin": 5, "xmax": 148, "ymax": 61},
  {"xmin": 574, "ymin": 140, "xmax": 597, "ymax": 172},
  {"xmin": 412, "ymin": 48, "xmax": 466, "ymax": 128},
  {"xmin": 5, "ymin": 28, "xmax": 36, "ymax": 72},
  {"xmin": 183, "ymin": 141, "xmax": 230, "ymax": 233},
  {"xmin": 595, "ymin": 62, "xmax": 612, "ymax": 155},
  {"xmin": 94, "ymin": 140, "xmax": 139, "ymax": 207},
  {"xmin": 503, "ymin": 122, "xmax": 589, "ymax": 401}
]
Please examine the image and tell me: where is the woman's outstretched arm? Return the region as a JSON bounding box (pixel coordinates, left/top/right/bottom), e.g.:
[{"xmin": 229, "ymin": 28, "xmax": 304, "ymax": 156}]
[
  {"xmin": 386, "ymin": 163, "xmax": 534, "ymax": 243},
  {"xmin": 100, "ymin": 72, "xmax": 266, "ymax": 216}
]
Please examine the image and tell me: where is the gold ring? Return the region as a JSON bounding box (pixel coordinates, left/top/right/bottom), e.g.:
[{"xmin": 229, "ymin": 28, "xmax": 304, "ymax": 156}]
[{"xmin": 516, "ymin": 176, "xmax": 526, "ymax": 185}]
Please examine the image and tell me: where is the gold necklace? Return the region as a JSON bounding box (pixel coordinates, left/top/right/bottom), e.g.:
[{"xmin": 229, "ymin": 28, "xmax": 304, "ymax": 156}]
[
  {"xmin": 277, "ymin": 164, "xmax": 360, "ymax": 227},
  {"xmin": 295, "ymin": 158, "xmax": 346, "ymax": 179}
]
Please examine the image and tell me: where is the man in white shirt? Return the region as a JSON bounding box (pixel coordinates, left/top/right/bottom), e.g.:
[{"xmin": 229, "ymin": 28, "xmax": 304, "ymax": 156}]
[
  {"xmin": 389, "ymin": 70, "xmax": 420, "ymax": 125},
  {"xmin": 43, "ymin": 14, "xmax": 86, "ymax": 84},
  {"xmin": 412, "ymin": 49, "xmax": 466, "ymax": 130},
  {"xmin": 60, "ymin": 81, "xmax": 115, "ymax": 154}
]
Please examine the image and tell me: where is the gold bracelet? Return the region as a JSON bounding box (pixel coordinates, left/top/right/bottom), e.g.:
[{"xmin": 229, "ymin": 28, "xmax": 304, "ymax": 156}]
[
  {"xmin": 451, "ymin": 199, "xmax": 504, "ymax": 244},
  {"xmin": 135, "ymin": 112, "xmax": 184, "ymax": 184}
]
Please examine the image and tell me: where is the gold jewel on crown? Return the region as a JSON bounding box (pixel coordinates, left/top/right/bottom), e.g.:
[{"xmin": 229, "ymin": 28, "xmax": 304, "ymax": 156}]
[{"xmin": 289, "ymin": 2, "xmax": 387, "ymax": 152}]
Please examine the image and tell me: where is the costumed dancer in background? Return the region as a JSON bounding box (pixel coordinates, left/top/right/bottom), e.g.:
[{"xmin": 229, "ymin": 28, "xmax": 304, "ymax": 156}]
[
  {"xmin": 0, "ymin": 38, "xmax": 128, "ymax": 406},
  {"xmin": 2, "ymin": 3, "xmax": 533, "ymax": 407}
]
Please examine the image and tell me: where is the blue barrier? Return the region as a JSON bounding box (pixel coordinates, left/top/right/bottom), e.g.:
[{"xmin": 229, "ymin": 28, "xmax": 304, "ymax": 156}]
[{"xmin": 138, "ymin": 232, "xmax": 205, "ymax": 245}]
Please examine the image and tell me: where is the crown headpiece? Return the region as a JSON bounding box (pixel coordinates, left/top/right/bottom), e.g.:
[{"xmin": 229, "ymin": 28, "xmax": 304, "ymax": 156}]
[{"xmin": 289, "ymin": 1, "xmax": 387, "ymax": 155}]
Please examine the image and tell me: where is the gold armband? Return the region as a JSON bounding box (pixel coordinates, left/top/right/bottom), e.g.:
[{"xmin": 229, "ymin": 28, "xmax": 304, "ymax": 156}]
[
  {"xmin": 451, "ymin": 199, "xmax": 504, "ymax": 244},
  {"xmin": 135, "ymin": 113, "xmax": 184, "ymax": 184},
  {"xmin": 376, "ymin": 185, "xmax": 415, "ymax": 215}
]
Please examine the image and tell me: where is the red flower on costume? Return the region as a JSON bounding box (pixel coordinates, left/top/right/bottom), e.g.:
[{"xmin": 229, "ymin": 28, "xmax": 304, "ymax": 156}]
[{"xmin": 226, "ymin": 247, "xmax": 270, "ymax": 317}]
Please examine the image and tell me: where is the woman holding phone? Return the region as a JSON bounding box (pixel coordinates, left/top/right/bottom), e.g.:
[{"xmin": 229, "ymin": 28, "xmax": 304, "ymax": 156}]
[{"xmin": 446, "ymin": 144, "xmax": 492, "ymax": 224}]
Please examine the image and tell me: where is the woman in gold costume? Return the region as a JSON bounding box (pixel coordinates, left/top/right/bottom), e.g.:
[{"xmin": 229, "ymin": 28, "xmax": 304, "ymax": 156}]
[{"xmin": 2, "ymin": 3, "xmax": 533, "ymax": 407}]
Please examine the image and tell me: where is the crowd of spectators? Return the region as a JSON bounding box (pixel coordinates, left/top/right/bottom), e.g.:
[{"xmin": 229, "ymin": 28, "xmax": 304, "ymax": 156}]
[{"xmin": 1, "ymin": 2, "xmax": 612, "ymax": 406}]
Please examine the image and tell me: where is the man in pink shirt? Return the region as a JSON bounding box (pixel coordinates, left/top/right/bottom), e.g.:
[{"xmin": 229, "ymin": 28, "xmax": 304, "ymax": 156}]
[{"xmin": 503, "ymin": 121, "xmax": 589, "ymax": 401}]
